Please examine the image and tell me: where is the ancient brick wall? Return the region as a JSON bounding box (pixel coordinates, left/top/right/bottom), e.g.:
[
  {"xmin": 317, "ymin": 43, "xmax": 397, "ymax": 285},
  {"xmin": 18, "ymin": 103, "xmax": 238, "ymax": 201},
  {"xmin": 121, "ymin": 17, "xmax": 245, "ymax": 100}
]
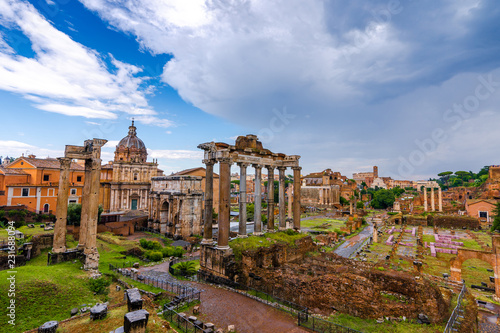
[
  {"xmin": 249, "ymin": 253, "xmax": 450, "ymax": 323},
  {"xmin": 31, "ymin": 233, "xmax": 54, "ymax": 256},
  {"xmin": 428, "ymin": 215, "xmax": 479, "ymax": 229}
]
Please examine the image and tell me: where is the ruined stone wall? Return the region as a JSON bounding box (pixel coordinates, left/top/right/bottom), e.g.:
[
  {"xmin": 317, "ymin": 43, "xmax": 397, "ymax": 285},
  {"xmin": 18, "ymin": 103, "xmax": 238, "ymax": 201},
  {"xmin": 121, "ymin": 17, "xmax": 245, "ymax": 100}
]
[
  {"xmin": 428, "ymin": 215, "xmax": 479, "ymax": 229},
  {"xmin": 249, "ymin": 253, "xmax": 450, "ymax": 323},
  {"xmin": 31, "ymin": 233, "xmax": 54, "ymax": 256}
]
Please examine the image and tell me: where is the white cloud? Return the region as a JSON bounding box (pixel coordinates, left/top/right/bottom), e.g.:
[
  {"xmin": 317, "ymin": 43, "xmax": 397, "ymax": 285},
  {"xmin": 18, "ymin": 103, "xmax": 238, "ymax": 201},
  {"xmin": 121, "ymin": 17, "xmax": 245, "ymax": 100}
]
[
  {"xmin": 0, "ymin": 0, "xmax": 173, "ymax": 127},
  {"xmin": 148, "ymin": 149, "xmax": 203, "ymax": 160},
  {"xmin": 0, "ymin": 140, "xmax": 62, "ymax": 158}
]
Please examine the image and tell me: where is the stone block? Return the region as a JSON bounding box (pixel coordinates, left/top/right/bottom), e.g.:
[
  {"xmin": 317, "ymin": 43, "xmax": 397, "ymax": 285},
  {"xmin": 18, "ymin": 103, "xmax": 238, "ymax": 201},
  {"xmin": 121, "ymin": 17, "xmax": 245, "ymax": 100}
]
[
  {"xmin": 228, "ymin": 324, "xmax": 235, "ymax": 332},
  {"xmin": 90, "ymin": 303, "xmax": 108, "ymax": 320},
  {"xmin": 126, "ymin": 288, "xmax": 143, "ymax": 312},
  {"xmin": 38, "ymin": 321, "xmax": 58, "ymax": 333},
  {"xmin": 124, "ymin": 309, "xmax": 149, "ymax": 333},
  {"xmin": 70, "ymin": 308, "xmax": 79, "ymax": 316}
]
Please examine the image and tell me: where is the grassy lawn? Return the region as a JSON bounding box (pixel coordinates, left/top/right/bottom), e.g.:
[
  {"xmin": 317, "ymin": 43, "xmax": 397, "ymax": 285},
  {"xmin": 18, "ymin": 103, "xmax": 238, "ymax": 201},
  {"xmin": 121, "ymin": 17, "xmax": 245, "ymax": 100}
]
[
  {"xmin": 301, "ymin": 217, "xmax": 346, "ymax": 232},
  {"xmin": 0, "ymin": 223, "xmax": 54, "ymax": 241},
  {"xmin": 0, "ymin": 261, "xmax": 103, "ymax": 332},
  {"xmin": 329, "ymin": 312, "xmax": 445, "ymax": 333}
]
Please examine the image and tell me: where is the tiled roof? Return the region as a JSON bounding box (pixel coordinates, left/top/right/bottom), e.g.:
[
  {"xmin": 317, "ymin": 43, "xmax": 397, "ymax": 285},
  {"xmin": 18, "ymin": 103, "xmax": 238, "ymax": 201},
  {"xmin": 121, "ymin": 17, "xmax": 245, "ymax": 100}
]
[
  {"xmin": 0, "ymin": 166, "xmax": 27, "ymax": 175},
  {"xmin": 13, "ymin": 157, "xmax": 84, "ymax": 170},
  {"xmin": 173, "ymin": 167, "xmax": 219, "ymax": 177}
]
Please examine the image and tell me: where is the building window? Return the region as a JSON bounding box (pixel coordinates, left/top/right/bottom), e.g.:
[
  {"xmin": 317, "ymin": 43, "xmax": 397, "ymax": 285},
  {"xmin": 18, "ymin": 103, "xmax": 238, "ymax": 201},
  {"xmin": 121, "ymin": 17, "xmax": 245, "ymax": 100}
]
[
  {"xmin": 22, "ymin": 188, "xmax": 29, "ymax": 197},
  {"xmin": 48, "ymin": 188, "xmax": 55, "ymax": 196},
  {"xmin": 134, "ymin": 173, "xmax": 138, "ymax": 181},
  {"xmin": 70, "ymin": 189, "xmax": 77, "ymax": 195},
  {"xmin": 43, "ymin": 175, "xmax": 50, "ymax": 181},
  {"xmin": 43, "ymin": 204, "xmax": 49, "ymax": 213},
  {"xmin": 77, "ymin": 176, "xmax": 82, "ymax": 182},
  {"xmin": 479, "ymin": 211, "xmax": 488, "ymax": 218},
  {"xmin": 69, "ymin": 200, "xmax": 77, "ymax": 204}
]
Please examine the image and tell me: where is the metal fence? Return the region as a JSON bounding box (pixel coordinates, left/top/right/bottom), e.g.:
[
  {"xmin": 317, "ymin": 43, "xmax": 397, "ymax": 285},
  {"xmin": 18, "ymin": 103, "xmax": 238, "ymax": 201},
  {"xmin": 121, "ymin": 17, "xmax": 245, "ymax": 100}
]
[
  {"xmin": 443, "ymin": 284, "xmax": 467, "ymax": 333},
  {"xmin": 109, "ymin": 263, "xmax": 200, "ymax": 296},
  {"xmin": 163, "ymin": 308, "xmax": 205, "ymax": 333},
  {"xmin": 298, "ymin": 310, "xmax": 362, "ymax": 333}
]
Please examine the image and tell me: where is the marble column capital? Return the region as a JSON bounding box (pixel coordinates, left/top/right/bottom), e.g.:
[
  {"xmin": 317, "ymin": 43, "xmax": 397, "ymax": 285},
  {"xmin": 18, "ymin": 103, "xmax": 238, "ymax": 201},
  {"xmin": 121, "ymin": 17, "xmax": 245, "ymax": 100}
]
[
  {"xmin": 203, "ymin": 159, "xmax": 215, "ymax": 166},
  {"xmin": 252, "ymin": 164, "xmax": 263, "ymax": 170},
  {"xmin": 219, "ymin": 157, "xmax": 232, "ymax": 165},
  {"xmin": 237, "ymin": 162, "xmax": 250, "ymax": 168},
  {"xmin": 277, "ymin": 166, "xmax": 287, "ymax": 171},
  {"xmin": 57, "ymin": 157, "xmax": 72, "ymax": 169}
]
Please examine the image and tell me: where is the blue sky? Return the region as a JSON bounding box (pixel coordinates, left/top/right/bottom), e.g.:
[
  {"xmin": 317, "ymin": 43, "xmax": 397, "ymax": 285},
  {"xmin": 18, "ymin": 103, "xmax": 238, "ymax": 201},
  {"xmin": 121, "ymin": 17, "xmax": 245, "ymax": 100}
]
[{"xmin": 1, "ymin": 0, "xmax": 500, "ymax": 179}]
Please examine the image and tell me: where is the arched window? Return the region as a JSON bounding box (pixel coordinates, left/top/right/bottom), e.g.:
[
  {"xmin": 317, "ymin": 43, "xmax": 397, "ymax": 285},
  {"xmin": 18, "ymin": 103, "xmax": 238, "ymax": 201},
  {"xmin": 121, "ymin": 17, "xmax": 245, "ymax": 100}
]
[{"xmin": 43, "ymin": 204, "xmax": 49, "ymax": 213}]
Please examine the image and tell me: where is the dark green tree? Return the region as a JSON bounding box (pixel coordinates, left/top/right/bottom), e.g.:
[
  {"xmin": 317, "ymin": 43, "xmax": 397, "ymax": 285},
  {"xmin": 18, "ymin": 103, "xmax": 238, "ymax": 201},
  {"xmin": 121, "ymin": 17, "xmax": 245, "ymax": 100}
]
[
  {"xmin": 67, "ymin": 203, "xmax": 103, "ymax": 226},
  {"xmin": 371, "ymin": 189, "xmax": 395, "ymax": 209},
  {"xmin": 491, "ymin": 202, "xmax": 500, "ymax": 232}
]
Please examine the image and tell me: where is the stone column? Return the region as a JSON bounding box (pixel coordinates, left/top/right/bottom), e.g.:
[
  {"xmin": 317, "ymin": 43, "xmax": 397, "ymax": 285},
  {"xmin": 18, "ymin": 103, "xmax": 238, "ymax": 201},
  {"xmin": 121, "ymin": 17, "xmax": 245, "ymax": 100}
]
[
  {"xmin": 287, "ymin": 186, "xmax": 293, "ymax": 219},
  {"xmin": 266, "ymin": 166, "xmax": 275, "ymax": 232},
  {"xmin": 52, "ymin": 157, "xmax": 71, "ymax": 253},
  {"xmin": 423, "ymin": 187, "xmax": 428, "ymax": 212},
  {"xmin": 217, "ymin": 158, "xmax": 231, "ymax": 250},
  {"xmin": 292, "ymin": 166, "xmax": 301, "ymax": 231},
  {"xmin": 278, "ymin": 167, "xmax": 286, "ymax": 230},
  {"xmin": 202, "ymin": 160, "xmax": 215, "ymax": 245},
  {"xmin": 84, "ymin": 157, "xmax": 103, "ymax": 270},
  {"xmin": 78, "ymin": 159, "xmax": 92, "ymax": 249},
  {"xmin": 431, "ymin": 187, "xmax": 435, "ymax": 212},
  {"xmin": 238, "ymin": 163, "xmax": 248, "ymax": 237},
  {"xmin": 253, "ymin": 165, "xmax": 263, "ymax": 235},
  {"xmin": 438, "ymin": 188, "xmax": 443, "ymax": 212}
]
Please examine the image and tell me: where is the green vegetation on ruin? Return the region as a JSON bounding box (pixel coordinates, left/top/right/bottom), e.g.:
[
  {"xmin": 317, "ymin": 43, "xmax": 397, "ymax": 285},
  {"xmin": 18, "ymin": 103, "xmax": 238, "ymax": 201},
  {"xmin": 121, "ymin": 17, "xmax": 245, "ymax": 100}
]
[{"xmin": 229, "ymin": 230, "xmax": 308, "ymax": 261}]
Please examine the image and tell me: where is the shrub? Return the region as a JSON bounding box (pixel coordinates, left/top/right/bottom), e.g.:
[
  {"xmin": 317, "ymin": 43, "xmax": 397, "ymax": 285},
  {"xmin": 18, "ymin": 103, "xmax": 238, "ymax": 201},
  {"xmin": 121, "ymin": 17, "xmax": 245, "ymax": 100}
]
[
  {"xmin": 126, "ymin": 247, "xmax": 144, "ymax": 257},
  {"xmin": 88, "ymin": 277, "xmax": 110, "ymax": 295},
  {"xmin": 172, "ymin": 261, "xmax": 197, "ymax": 276},
  {"xmin": 284, "ymin": 228, "xmax": 298, "ymax": 236},
  {"xmin": 145, "ymin": 251, "xmax": 163, "ymax": 262},
  {"xmin": 139, "ymin": 239, "xmax": 163, "ymax": 251},
  {"xmin": 172, "ymin": 246, "xmax": 185, "ymax": 258}
]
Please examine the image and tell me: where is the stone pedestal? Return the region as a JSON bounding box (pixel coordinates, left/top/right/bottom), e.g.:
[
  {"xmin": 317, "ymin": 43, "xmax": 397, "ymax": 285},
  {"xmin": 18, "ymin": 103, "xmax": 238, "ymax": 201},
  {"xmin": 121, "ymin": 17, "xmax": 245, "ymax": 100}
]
[
  {"xmin": 126, "ymin": 288, "xmax": 143, "ymax": 312},
  {"xmin": 90, "ymin": 303, "xmax": 108, "ymax": 320},
  {"xmin": 124, "ymin": 309, "xmax": 149, "ymax": 333}
]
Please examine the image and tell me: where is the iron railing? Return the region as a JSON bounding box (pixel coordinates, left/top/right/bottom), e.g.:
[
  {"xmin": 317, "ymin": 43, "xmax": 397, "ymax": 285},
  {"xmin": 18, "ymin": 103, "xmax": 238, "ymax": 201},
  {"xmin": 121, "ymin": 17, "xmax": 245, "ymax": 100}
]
[
  {"xmin": 298, "ymin": 310, "xmax": 362, "ymax": 333},
  {"xmin": 443, "ymin": 284, "xmax": 467, "ymax": 333},
  {"xmin": 109, "ymin": 263, "xmax": 200, "ymax": 296},
  {"xmin": 163, "ymin": 308, "xmax": 205, "ymax": 333}
]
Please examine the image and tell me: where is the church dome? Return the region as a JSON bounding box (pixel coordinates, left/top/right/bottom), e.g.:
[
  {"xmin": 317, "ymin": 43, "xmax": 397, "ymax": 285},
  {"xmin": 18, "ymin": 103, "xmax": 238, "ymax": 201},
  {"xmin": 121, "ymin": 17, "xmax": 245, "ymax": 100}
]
[{"xmin": 114, "ymin": 120, "xmax": 148, "ymax": 163}]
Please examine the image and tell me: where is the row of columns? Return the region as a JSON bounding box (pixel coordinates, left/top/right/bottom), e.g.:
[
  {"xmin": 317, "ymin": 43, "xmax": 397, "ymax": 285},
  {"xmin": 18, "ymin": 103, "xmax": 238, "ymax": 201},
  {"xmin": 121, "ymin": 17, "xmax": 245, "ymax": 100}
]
[
  {"xmin": 423, "ymin": 187, "xmax": 443, "ymax": 212},
  {"xmin": 202, "ymin": 159, "xmax": 301, "ymax": 250}
]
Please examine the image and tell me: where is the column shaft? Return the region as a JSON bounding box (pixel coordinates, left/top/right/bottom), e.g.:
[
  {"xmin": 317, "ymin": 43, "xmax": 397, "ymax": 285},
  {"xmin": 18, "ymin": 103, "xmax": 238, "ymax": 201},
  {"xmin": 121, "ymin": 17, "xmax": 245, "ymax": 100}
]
[
  {"xmin": 78, "ymin": 159, "xmax": 92, "ymax": 248},
  {"xmin": 52, "ymin": 158, "xmax": 71, "ymax": 253},
  {"xmin": 423, "ymin": 187, "xmax": 428, "ymax": 212},
  {"xmin": 293, "ymin": 167, "xmax": 301, "ymax": 231},
  {"xmin": 218, "ymin": 159, "xmax": 231, "ymax": 249},
  {"xmin": 267, "ymin": 167, "xmax": 275, "ymax": 232},
  {"xmin": 431, "ymin": 187, "xmax": 435, "ymax": 211},
  {"xmin": 253, "ymin": 165, "xmax": 262, "ymax": 235},
  {"xmin": 438, "ymin": 188, "xmax": 443, "ymax": 212},
  {"xmin": 202, "ymin": 160, "xmax": 215, "ymax": 244},
  {"xmin": 84, "ymin": 159, "xmax": 102, "ymax": 263},
  {"xmin": 238, "ymin": 163, "xmax": 248, "ymax": 237},
  {"xmin": 278, "ymin": 167, "xmax": 286, "ymax": 230}
]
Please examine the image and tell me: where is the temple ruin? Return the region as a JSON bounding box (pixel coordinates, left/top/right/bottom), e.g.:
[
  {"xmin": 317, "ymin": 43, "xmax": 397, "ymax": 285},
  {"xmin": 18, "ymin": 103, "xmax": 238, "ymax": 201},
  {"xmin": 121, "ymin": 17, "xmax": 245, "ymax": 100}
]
[
  {"xmin": 51, "ymin": 138, "xmax": 107, "ymax": 270},
  {"xmin": 198, "ymin": 135, "xmax": 301, "ymax": 276}
]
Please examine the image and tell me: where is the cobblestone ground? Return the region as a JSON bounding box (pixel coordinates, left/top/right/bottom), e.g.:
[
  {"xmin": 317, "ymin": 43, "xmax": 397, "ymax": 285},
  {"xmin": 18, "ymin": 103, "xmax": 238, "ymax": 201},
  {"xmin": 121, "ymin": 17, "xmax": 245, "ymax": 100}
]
[
  {"xmin": 138, "ymin": 264, "xmax": 306, "ymax": 332},
  {"xmin": 190, "ymin": 282, "xmax": 308, "ymax": 333}
]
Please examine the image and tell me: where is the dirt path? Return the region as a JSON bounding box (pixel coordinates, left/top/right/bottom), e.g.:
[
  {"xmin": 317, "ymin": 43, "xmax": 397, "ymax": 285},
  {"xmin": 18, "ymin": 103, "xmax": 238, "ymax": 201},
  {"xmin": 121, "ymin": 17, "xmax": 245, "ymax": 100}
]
[{"xmin": 191, "ymin": 282, "xmax": 308, "ymax": 333}]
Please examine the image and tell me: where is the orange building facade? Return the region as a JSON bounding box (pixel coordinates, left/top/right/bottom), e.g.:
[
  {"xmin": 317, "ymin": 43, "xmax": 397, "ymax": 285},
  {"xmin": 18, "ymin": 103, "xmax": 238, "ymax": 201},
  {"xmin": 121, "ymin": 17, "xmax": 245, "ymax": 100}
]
[{"xmin": 0, "ymin": 156, "xmax": 85, "ymax": 214}]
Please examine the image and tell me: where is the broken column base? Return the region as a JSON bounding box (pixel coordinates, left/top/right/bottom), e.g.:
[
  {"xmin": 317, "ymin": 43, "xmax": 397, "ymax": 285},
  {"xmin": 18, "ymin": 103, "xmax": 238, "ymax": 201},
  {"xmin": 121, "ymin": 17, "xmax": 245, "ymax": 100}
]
[
  {"xmin": 47, "ymin": 249, "xmax": 84, "ymax": 265},
  {"xmin": 84, "ymin": 248, "xmax": 100, "ymax": 270},
  {"xmin": 124, "ymin": 309, "xmax": 149, "ymax": 333}
]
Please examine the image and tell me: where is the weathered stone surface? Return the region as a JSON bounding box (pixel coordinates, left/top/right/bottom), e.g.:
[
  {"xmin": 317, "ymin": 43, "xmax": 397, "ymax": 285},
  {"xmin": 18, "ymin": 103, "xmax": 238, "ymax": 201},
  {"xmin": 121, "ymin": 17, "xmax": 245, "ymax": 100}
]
[
  {"xmin": 38, "ymin": 320, "xmax": 58, "ymax": 333},
  {"xmin": 248, "ymin": 252, "xmax": 450, "ymax": 323},
  {"xmin": 70, "ymin": 308, "xmax": 79, "ymax": 316},
  {"xmin": 126, "ymin": 288, "xmax": 143, "ymax": 312},
  {"xmin": 90, "ymin": 303, "xmax": 108, "ymax": 320},
  {"xmin": 124, "ymin": 309, "xmax": 149, "ymax": 333}
]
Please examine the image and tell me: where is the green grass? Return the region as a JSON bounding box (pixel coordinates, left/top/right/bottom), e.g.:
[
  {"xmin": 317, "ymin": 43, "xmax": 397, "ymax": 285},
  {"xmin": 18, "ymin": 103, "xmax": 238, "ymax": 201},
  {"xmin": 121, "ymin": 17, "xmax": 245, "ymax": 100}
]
[
  {"xmin": 0, "ymin": 224, "xmax": 54, "ymax": 241},
  {"xmin": 229, "ymin": 231, "xmax": 308, "ymax": 261},
  {"xmin": 0, "ymin": 261, "xmax": 104, "ymax": 332},
  {"xmin": 301, "ymin": 218, "xmax": 346, "ymax": 231},
  {"xmin": 328, "ymin": 312, "xmax": 445, "ymax": 333}
]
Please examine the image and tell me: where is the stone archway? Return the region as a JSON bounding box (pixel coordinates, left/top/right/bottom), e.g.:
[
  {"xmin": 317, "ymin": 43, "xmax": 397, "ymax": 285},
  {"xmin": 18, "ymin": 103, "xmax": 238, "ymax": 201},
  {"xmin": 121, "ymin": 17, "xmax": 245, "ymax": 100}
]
[
  {"xmin": 450, "ymin": 235, "xmax": 500, "ymax": 298},
  {"xmin": 159, "ymin": 201, "xmax": 169, "ymax": 234}
]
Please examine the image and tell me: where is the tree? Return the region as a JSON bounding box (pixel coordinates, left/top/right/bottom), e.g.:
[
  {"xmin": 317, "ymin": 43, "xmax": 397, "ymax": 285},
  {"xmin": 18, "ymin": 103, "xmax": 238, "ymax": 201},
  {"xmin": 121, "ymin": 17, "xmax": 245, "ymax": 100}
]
[
  {"xmin": 438, "ymin": 171, "xmax": 453, "ymax": 186},
  {"xmin": 371, "ymin": 189, "xmax": 395, "ymax": 209},
  {"xmin": 491, "ymin": 202, "xmax": 500, "ymax": 232},
  {"xmin": 67, "ymin": 203, "xmax": 103, "ymax": 226},
  {"xmin": 340, "ymin": 196, "xmax": 348, "ymax": 206}
]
